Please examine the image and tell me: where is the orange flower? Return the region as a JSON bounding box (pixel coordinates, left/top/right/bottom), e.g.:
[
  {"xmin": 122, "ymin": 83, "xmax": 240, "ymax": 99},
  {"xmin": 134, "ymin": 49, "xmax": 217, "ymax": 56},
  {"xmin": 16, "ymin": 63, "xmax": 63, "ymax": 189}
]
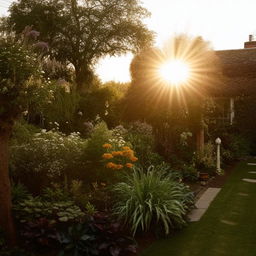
[
  {"xmin": 102, "ymin": 153, "xmax": 113, "ymax": 159},
  {"xmin": 102, "ymin": 143, "xmax": 112, "ymax": 149},
  {"xmin": 125, "ymin": 163, "xmax": 133, "ymax": 168},
  {"xmin": 106, "ymin": 162, "xmax": 115, "ymax": 168},
  {"xmin": 130, "ymin": 156, "xmax": 138, "ymax": 162},
  {"xmin": 122, "ymin": 149, "xmax": 134, "ymax": 158},
  {"xmin": 112, "ymin": 151, "xmax": 123, "ymax": 157},
  {"xmin": 122, "ymin": 146, "xmax": 131, "ymax": 151},
  {"xmin": 116, "ymin": 164, "xmax": 123, "ymax": 170}
]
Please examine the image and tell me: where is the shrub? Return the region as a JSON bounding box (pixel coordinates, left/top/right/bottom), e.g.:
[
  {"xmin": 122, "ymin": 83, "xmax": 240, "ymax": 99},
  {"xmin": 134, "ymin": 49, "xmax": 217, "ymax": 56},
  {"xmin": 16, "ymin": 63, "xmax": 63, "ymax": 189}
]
[
  {"xmin": 11, "ymin": 130, "xmax": 87, "ymax": 191},
  {"xmin": 125, "ymin": 121, "xmax": 163, "ymax": 166},
  {"xmin": 112, "ymin": 166, "xmax": 194, "ymax": 236},
  {"xmin": 195, "ymin": 142, "xmax": 216, "ymax": 174},
  {"xmin": 11, "ymin": 183, "xmax": 31, "ymax": 204},
  {"xmin": 181, "ymin": 164, "xmax": 198, "ymax": 182},
  {"xmin": 85, "ymin": 121, "xmax": 112, "ymax": 162}
]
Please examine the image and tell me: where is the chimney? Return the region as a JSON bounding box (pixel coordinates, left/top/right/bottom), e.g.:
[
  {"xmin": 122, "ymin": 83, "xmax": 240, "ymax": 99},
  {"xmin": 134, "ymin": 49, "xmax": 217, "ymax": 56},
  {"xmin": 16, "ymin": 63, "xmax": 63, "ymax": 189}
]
[{"xmin": 244, "ymin": 35, "xmax": 256, "ymax": 48}]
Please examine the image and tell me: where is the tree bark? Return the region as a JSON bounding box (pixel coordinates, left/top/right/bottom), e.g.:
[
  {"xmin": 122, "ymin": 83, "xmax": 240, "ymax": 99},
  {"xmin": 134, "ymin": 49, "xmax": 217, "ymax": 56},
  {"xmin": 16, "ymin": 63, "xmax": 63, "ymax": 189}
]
[
  {"xmin": 0, "ymin": 128, "xmax": 16, "ymax": 246},
  {"xmin": 75, "ymin": 65, "xmax": 93, "ymax": 94}
]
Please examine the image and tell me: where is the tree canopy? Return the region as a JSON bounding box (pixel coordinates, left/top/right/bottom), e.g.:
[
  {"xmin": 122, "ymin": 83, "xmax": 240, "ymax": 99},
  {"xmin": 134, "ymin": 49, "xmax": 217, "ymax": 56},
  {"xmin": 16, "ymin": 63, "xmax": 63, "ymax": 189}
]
[{"xmin": 8, "ymin": 0, "xmax": 154, "ymax": 92}]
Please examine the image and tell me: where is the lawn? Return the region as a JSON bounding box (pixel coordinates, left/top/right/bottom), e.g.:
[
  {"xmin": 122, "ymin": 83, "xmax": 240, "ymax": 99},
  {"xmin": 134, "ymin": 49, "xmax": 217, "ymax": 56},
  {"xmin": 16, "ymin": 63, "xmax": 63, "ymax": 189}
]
[{"xmin": 142, "ymin": 161, "xmax": 256, "ymax": 256}]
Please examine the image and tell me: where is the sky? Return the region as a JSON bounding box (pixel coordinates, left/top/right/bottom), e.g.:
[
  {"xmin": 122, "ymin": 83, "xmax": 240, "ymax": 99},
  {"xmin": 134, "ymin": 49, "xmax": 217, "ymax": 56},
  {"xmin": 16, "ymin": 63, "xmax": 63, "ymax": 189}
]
[{"xmin": 1, "ymin": 0, "xmax": 256, "ymax": 82}]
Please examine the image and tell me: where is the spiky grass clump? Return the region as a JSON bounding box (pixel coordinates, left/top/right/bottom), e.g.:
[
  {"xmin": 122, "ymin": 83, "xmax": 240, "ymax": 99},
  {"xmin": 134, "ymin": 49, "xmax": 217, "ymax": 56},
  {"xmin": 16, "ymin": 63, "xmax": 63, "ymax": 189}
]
[{"xmin": 112, "ymin": 166, "xmax": 194, "ymax": 235}]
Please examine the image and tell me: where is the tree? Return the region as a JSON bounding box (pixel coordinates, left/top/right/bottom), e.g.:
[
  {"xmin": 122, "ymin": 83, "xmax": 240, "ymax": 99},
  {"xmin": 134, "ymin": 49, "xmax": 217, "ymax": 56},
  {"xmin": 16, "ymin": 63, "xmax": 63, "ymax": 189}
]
[
  {"xmin": 0, "ymin": 35, "xmax": 38, "ymax": 245},
  {"xmin": 8, "ymin": 0, "xmax": 154, "ymax": 92},
  {"xmin": 123, "ymin": 35, "xmax": 220, "ymax": 156}
]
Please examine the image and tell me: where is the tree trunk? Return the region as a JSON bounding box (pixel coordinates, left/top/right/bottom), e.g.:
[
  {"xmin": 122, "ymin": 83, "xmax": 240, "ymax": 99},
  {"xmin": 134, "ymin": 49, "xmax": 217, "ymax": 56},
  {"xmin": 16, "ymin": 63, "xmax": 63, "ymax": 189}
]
[
  {"xmin": 0, "ymin": 129, "xmax": 16, "ymax": 246},
  {"xmin": 196, "ymin": 124, "xmax": 204, "ymax": 156},
  {"xmin": 75, "ymin": 65, "xmax": 94, "ymax": 94}
]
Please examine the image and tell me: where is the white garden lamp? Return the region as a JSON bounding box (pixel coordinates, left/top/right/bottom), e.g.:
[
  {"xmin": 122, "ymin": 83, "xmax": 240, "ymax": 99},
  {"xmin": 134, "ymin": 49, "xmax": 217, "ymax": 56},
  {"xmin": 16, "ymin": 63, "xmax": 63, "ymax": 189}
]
[{"xmin": 215, "ymin": 137, "xmax": 221, "ymax": 172}]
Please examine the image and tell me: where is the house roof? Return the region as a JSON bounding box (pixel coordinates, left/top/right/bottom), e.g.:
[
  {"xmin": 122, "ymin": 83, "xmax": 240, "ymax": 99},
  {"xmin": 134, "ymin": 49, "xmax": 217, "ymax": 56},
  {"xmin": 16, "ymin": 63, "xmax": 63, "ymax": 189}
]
[{"xmin": 209, "ymin": 48, "xmax": 256, "ymax": 97}]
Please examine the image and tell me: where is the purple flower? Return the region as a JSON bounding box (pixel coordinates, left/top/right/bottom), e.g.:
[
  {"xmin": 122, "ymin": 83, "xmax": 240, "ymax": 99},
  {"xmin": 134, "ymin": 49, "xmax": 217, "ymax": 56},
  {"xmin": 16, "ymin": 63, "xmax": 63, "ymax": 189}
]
[
  {"xmin": 34, "ymin": 42, "xmax": 49, "ymax": 52},
  {"xmin": 26, "ymin": 30, "xmax": 40, "ymax": 39}
]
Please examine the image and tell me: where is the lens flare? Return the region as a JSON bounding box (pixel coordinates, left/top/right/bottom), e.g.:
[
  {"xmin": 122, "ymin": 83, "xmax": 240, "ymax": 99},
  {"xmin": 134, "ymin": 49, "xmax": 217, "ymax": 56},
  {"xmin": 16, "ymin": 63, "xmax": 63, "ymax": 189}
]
[{"xmin": 159, "ymin": 59, "xmax": 190, "ymax": 85}]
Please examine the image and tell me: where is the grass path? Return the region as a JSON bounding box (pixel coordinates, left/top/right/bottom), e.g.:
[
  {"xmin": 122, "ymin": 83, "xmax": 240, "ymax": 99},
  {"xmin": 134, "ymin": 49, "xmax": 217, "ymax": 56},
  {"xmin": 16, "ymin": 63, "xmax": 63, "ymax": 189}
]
[{"xmin": 142, "ymin": 161, "xmax": 256, "ymax": 256}]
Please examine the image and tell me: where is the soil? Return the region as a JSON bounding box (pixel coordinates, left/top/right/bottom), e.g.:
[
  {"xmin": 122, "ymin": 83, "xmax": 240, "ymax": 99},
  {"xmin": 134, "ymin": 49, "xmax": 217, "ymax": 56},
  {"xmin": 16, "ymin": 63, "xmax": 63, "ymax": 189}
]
[{"xmin": 134, "ymin": 162, "xmax": 237, "ymax": 255}]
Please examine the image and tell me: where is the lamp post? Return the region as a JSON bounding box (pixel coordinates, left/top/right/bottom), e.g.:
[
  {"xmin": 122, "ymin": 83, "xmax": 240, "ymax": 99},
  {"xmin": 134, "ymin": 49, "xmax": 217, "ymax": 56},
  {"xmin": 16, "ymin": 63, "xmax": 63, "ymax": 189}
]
[{"xmin": 215, "ymin": 137, "xmax": 221, "ymax": 173}]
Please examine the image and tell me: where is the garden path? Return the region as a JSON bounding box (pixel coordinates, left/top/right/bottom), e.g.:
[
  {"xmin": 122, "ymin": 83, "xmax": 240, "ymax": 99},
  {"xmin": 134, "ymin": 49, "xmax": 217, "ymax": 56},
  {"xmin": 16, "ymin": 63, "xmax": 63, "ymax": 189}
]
[
  {"xmin": 142, "ymin": 161, "xmax": 256, "ymax": 256},
  {"xmin": 188, "ymin": 188, "xmax": 221, "ymax": 222}
]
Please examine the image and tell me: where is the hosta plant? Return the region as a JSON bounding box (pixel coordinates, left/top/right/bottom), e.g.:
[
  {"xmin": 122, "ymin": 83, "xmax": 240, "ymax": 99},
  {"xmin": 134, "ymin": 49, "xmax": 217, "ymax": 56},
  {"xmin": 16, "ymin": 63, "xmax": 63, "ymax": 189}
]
[
  {"xmin": 14, "ymin": 197, "xmax": 85, "ymax": 223},
  {"xmin": 112, "ymin": 166, "xmax": 194, "ymax": 235}
]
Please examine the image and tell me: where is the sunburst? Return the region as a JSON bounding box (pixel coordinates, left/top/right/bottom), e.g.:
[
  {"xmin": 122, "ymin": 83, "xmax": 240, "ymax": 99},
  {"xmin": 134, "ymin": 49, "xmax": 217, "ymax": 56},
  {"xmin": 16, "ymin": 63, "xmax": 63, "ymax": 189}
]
[{"xmin": 159, "ymin": 59, "xmax": 190, "ymax": 86}]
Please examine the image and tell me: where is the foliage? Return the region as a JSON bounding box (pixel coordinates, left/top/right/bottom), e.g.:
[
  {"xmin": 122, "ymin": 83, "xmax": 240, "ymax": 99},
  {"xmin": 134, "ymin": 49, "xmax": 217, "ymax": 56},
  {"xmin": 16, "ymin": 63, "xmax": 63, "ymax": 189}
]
[
  {"xmin": 0, "ymin": 34, "xmax": 39, "ymax": 122},
  {"xmin": 78, "ymin": 85, "xmax": 127, "ymax": 128},
  {"xmin": 41, "ymin": 186, "xmax": 70, "ymax": 202},
  {"xmin": 14, "ymin": 197, "xmax": 85, "ymax": 224},
  {"xmin": 69, "ymin": 180, "xmax": 96, "ymax": 214},
  {"xmin": 181, "ymin": 164, "xmax": 198, "ymax": 182},
  {"xmin": 195, "ymin": 142, "xmax": 216, "ymax": 174},
  {"xmin": 86, "ymin": 122, "xmax": 113, "ymax": 162},
  {"xmin": 125, "ymin": 121, "xmax": 163, "ymax": 166},
  {"xmin": 57, "ymin": 222, "xmax": 99, "ymax": 256},
  {"xmin": 11, "ymin": 129, "xmax": 87, "ymax": 191},
  {"xmin": 20, "ymin": 218, "xmax": 58, "ymax": 251},
  {"xmin": 25, "ymin": 80, "xmax": 80, "ymax": 133},
  {"xmin": 11, "ymin": 121, "xmax": 39, "ymax": 144},
  {"xmin": 11, "ymin": 183, "xmax": 31, "ymax": 204},
  {"xmin": 112, "ymin": 166, "xmax": 194, "ymax": 236},
  {"xmin": 93, "ymin": 212, "xmax": 137, "ymax": 256},
  {"xmin": 208, "ymin": 124, "xmax": 250, "ymax": 163},
  {"xmin": 8, "ymin": 0, "xmax": 154, "ymax": 91}
]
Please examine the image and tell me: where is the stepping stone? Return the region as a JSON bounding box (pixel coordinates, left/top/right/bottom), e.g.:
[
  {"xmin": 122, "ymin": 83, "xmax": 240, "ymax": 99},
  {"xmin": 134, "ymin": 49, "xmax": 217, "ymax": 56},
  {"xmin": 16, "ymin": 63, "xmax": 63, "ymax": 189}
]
[
  {"xmin": 238, "ymin": 192, "xmax": 249, "ymax": 196},
  {"xmin": 247, "ymin": 163, "xmax": 256, "ymax": 166},
  {"xmin": 248, "ymin": 171, "xmax": 256, "ymax": 174},
  {"xmin": 188, "ymin": 208, "xmax": 207, "ymax": 222},
  {"xmin": 242, "ymin": 178, "xmax": 256, "ymax": 183},
  {"xmin": 188, "ymin": 188, "xmax": 221, "ymax": 222},
  {"xmin": 220, "ymin": 219, "xmax": 237, "ymax": 226}
]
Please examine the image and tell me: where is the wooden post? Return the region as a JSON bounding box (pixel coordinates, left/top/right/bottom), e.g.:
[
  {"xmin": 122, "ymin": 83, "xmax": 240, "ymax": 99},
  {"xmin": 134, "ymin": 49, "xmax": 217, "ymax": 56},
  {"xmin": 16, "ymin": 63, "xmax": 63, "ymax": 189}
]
[
  {"xmin": 196, "ymin": 113, "xmax": 204, "ymax": 155},
  {"xmin": 230, "ymin": 98, "xmax": 235, "ymax": 125}
]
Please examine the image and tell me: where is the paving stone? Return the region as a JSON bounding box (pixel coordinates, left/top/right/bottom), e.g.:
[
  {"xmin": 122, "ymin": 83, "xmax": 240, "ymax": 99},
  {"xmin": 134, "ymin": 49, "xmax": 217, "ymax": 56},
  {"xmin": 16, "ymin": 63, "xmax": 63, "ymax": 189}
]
[
  {"xmin": 242, "ymin": 178, "xmax": 256, "ymax": 183},
  {"xmin": 238, "ymin": 192, "xmax": 249, "ymax": 196},
  {"xmin": 220, "ymin": 219, "xmax": 237, "ymax": 226},
  {"xmin": 247, "ymin": 163, "xmax": 256, "ymax": 166},
  {"xmin": 195, "ymin": 188, "xmax": 221, "ymax": 209},
  {"xmin": 188, "ymin": 208, "xmax": 207, "ymax": 222},
  {"xmin": 188, "ymin": 188, "xmax": 221, "ymax": 222}
]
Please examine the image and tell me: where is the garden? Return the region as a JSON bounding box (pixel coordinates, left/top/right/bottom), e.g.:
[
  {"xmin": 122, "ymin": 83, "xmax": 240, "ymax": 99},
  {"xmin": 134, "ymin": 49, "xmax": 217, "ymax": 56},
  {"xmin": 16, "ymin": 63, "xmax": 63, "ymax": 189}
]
[{"xmin": 0, "ymin": 1, "xmax": 255, "ymax": 256}]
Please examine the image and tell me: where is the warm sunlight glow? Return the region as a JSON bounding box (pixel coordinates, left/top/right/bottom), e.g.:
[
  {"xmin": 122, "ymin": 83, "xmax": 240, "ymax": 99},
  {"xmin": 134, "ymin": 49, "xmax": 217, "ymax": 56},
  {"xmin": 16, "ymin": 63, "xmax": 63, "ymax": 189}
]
[{"xmin": 159, "ymin": 60, "xmax": 190, "ymax": 85}]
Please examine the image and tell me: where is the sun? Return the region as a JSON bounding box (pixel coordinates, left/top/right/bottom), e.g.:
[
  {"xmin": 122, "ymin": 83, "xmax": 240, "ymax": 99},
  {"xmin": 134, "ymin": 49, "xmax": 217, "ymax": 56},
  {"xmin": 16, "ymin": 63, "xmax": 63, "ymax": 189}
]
[{"xmin": 159, "ymin": 59, "xmax": 190, "ymax": 85}]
